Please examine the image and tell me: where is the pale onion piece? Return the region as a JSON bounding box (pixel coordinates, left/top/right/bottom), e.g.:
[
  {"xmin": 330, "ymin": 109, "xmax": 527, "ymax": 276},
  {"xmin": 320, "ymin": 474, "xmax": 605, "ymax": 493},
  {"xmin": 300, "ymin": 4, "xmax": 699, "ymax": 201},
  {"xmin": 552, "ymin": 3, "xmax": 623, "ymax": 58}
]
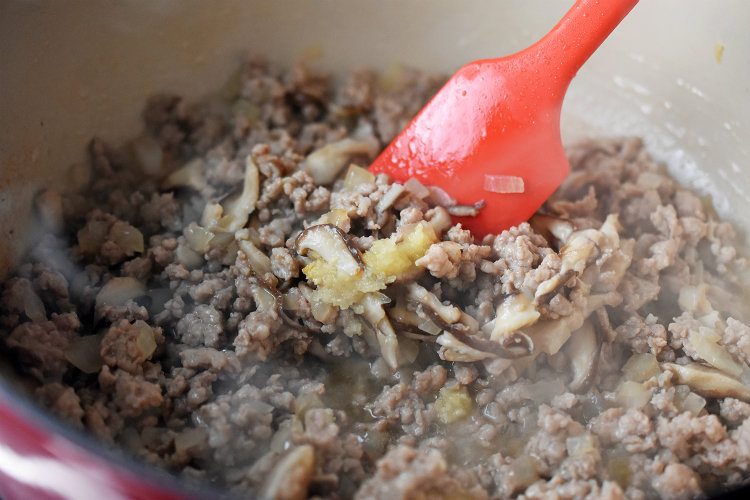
[
  {"xmin": 270, "ymin": 419, "xmax": 294, "ymax": 453},
  {"xmin": 506, "ymin": 455, "xmax": 540, "ymax": 495},
  {"xmin": 222, "ymin": 155, "xmax": 260, "ymax": 232},
  {"xmin": 437, "ymin": 332, "xmax": 495, "ymax": 362},
  {"xmin": 248, "ymin": 398, "xmax": 275, "ymax": 414},
  {"xmin": 343, "ymin": 164, "xmax": 375, "ymax": 191},
  {"xmin": 183, "ymin": 222, "xmax": 214, "ymax": 254},
  {"xmin": 698, "ymin": 311, "xmax": 723, "ymax": 329},
  {"xmin": 434, "ymin": 387, "xmax": 473, "ymax": 424},
  {"xmin": 254, "ymin": 285, "xmax": 277, "ymax": 313},
  {"xmin": 661, "ymin": 362, "xmax": 750, "ymax": 402},
  {"xmin": 403, "ymin": 177, "xmax": 431, "ymax": 199},
  {"xmin": 622, "ymin": 353, "xmax": 661, "ymax": 383},
  {"xmin": 132, "ymin": 134, "xmax": 164, "ymax": 176},
  {"xmin": 523, "ymin": 379, "xmax": 568, "ymax": 404},
  {"xmin": 201, "ymin": 202, "xmax": 224, "ymax": 232},
  {"xmin": 65, "ymin": 334, "xmax": 104, "ymax": 374},
  {"xmin": 95, "ymin": 277, "xmax": 146, "ymax": 311},
  {"xmin": 418, "ymin": 317, "xmax": 443, "ymax": 336},
  {"xmin": 78, "ymin": 220, "xmax": 109, "ymax": 254},
  {"xmin": 484, "ymin": 174, "xmax": 524, "ymax": 194},
  {"xmin": 294, "ymin": 224, "xmax": 362, "ymax": 277},
  {"xmin": 300, "ymin": 138, "xmax": 378, "ymax": 185},
  {"xmin": 426, "ymin": 185, "xmax": 457, "ymax": 207},
  {"xmin": 398, "ymin": 337, "xmax": 420, "ymax": 364},
  {"xmin": 406, "ymin": 282, "xmax": 461, "ymax": 325},
  {"xmin": 294, "ymin": 392, "xmax": 326, "ymax": 420},
  {"xmin": 174, "ymin": 427, "xmax": 208, "ymax": 454},
  {"xmin": 310, "ymin": 299, "xmax": 336, "ymax": 324},
  {"xmin": 564, "ymin": 320, "xmax": 599, "ymax": 392},
  {"xmin": 491, "ymin": 293, "xmax": 540, "ymax": 341},
  {"xmin": 375, "ymin": 183, "xmax": 406, "ymax": 213},
  {"xmin": 35, "ymin": 189, "xmax": 64, "ymax": 233},
  {"xmin": 370, "ymin": 357, "xmax": 390, "ymax": 379},
  {"xmin": 208, "ymin": 231, "xmax": 235, "ymax": 251},
  {"xmin": 162, "ymin": 158, "xmax": 208, "ymax": 191},
  {"xmin": 238, "ymin": 240, "xmax": 273, "ymax": 276},
  {"xmin": 262, "ymin": 445, "xmax": 315, "ymax": 500},
  {"xmin": 110, "ymin": 221, "xmax": 144, "ymax": 254},
  {"xmin": 616, "ymin": 381, "xmax": 654, "ymax": 409},
  {"xmin": 176, "ymin": 243, "xmax": 205, "ymax": 271},
  {"xmin": 678, "ymin": 284, "xmax": 712, "ymax": 316},
  {"xmin": 314, "ymin": 209, "xmax": 350, "ymax": 231},
  {"xmin": 358, "ymin": 292, "xmax": 400, "ymax": 371},
  {"xmin": 134, "ymin": 320, "xmax": 158, "ymax": 359},
  {"xmin": 22, "ymin": 286, "xmax": 46, "ymax": 323},
  {"xmin": 689, "ymin": 328, "xmax": 744, "ymax": 378},
  {"xmin": 297, "ymin": 283, "xmax": 335, "ymax": 323},
  {"xmin": 566, "ymin": 432, "xmax": 597, "ymax": 456},
  {"xmin": 674, "ymin": 385, "xmax": 706, "ymax": 416}
]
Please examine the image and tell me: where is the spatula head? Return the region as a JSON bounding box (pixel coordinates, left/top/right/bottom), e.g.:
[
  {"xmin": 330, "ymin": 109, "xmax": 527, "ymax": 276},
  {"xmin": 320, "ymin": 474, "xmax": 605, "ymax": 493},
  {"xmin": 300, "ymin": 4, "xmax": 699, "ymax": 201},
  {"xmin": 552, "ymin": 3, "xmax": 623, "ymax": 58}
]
[{"xmin": 368, "ymin": 57, "xmax": 570, "ymax": 239}]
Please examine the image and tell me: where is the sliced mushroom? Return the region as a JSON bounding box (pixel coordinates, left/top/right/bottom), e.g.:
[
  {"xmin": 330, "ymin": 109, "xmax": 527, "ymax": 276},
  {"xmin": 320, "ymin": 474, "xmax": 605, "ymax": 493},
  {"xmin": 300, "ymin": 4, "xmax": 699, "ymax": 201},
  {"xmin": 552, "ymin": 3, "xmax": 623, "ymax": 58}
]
[
  {"xmin": 446, "ymin": 200, "xmax": 486, "ymax": 217},
  {"xmin": 221, "ymin": 155, "xmax": 260, "ymax": 232},
  {"xmin": 262, "ymin": 445, "xmax": 315, "ymax": 500},
  {"xmin": 356, "ymin": 292, "xmax": 400, "ymax": 371},
  {"xmin": 564, "ymin": 318, "xmax": 603, "ymax": 393},
  {"xmin": 534, "ymin": 269, "xmax": 577, "ymax": 305},
  {"xmin": 491, "ymin": 293, "xmax": 541, "ymax": 341},
  {"xmin": 661, "ymin": 362, "xmax": 750, "ymax": 402},
  {"xmin": 447, "ymin": 329, "xmax": 534, "ymax": 360},
  {"xmin": 294, "ymin": 224, "xmax": 363, "ymax": 277},
  {"xmin": 529, "ymin": 213, "xmax": 575, "ymax": 248},
  {"xmin": 238, "ymin": 240, "xmax": 274, "ymax": 277},
  {"xmin": 375, "ymin": 183, "xmax": 406, "ymax": 213},
  {"xmin": 406, "ymin": 282, "xmax": 461, "ymax": 325}
]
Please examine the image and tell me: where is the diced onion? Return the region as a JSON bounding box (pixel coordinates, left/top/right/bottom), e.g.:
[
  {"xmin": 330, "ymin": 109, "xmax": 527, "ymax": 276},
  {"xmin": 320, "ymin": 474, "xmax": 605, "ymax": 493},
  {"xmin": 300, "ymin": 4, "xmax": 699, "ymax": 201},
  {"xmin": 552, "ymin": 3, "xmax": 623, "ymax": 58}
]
[
  {"xmin": 22, "ymin": 286, "xmax": 46, "ymax": 323},
  {"xmin": 174, "ymin": 427, "xmax": 208, "ymax": 454},
  {"xmin": 65, "ymin": 335, "xmax": 104, "ymax": 374},
  {"xmin": 622, "ymin": 353, "xmax": 661, "ymax": 383},
  {"xmin": 690, "ymin": 328, "xmax": 744, "ymax": 378},
  {"xmin": 484, "ymin": 174, "xmax": 524, "ymax": 194},
  {"xmin": 110, "ymin": 222, "xmax": 144, "ymax": 254},
  {"xmin": 343, "ymin": 164, "xmax": 375, "ymax": 191},
  {"xmin": 616, "ymin": 381, "xmax": 653, "ymax": 409},
  {"xmin": 403, "ymin": 177, "xmax": 431, "ymax": 199},
  {"xmin": 95, "ymin": 277, "xmax": 146, "ymax": 310}
]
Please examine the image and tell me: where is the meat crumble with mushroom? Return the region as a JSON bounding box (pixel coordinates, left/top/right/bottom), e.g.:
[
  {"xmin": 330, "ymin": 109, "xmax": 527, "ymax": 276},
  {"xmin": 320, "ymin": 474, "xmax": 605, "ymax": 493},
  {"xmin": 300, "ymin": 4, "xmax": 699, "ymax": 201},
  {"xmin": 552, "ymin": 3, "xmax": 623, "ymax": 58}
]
[{"xmin": 2, "ymin": 57, "xmax": 750, "ymax": 500}]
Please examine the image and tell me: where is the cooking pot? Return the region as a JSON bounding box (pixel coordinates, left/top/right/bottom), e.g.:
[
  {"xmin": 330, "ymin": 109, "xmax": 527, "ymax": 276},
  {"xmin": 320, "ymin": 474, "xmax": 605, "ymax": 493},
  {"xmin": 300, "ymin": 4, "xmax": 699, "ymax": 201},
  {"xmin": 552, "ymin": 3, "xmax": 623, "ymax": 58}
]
[{"xmin": 0, "ymin": 1, "xmax": 748, "ymax": 499}]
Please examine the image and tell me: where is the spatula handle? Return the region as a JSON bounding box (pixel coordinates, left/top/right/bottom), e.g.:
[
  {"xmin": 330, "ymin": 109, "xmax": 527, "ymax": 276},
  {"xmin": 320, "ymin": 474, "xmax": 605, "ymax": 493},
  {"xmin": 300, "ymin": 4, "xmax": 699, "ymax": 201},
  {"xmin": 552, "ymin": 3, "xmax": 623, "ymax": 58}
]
[{"xmin": 531, "ymin": 0, "xmax": 639, "ymax": 86}]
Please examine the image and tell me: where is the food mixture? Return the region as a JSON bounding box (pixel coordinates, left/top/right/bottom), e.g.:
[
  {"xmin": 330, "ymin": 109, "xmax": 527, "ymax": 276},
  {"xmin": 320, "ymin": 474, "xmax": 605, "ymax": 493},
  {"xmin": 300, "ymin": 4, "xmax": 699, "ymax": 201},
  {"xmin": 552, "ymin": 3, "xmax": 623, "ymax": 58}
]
[{"xmin": 2, "ymin": 57, "xmax": 750, "ymax": 500}]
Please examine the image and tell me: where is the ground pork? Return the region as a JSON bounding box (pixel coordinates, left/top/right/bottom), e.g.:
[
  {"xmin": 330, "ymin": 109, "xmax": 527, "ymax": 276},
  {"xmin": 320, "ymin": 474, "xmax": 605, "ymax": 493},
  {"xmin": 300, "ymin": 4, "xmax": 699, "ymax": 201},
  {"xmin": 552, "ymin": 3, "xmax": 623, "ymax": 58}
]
[{"xmin": 1, "ymin": 61, "xmax": 749, "ymax": 500}]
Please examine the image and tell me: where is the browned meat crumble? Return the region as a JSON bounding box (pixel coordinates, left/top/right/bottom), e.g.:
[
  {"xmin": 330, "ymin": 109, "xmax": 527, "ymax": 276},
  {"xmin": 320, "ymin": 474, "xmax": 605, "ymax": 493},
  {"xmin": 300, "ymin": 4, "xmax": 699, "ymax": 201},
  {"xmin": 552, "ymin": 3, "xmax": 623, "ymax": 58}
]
[{"xmin": 2, "ymin": 57, "xmax": 750, "ymax": 500}]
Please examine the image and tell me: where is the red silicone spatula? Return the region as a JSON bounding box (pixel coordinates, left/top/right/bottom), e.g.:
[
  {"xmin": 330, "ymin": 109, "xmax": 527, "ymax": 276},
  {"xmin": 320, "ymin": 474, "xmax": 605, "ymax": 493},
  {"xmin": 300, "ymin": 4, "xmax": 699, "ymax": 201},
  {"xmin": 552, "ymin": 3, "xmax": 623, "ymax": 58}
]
[{"xmin": 368, "ymin": 0, "xmax": 638, "ymax": 238}]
